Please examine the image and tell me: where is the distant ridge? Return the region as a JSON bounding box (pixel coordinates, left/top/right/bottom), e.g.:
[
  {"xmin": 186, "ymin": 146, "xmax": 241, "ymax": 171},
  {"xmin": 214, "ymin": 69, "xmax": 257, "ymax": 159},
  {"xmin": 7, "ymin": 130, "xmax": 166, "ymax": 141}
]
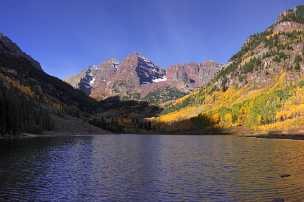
[{"xmin": 65, "ymin": 53, "xmax": 222, "ymax": 103}]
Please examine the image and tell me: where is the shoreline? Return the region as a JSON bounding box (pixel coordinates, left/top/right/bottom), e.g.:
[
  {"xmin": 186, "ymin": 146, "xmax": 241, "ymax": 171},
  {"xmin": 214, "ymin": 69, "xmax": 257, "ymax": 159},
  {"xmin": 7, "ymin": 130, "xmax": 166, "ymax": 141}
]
[
  {"xmin": 249, "ymin": 133, "xmax": 304, "ymax": 140},
  {"xmin": 0, "ymin": 131, "xmax": 114, "ymax": 140},
  {"xmin": 1, "ymin": 127, "xmax": 304, "ymax": 141}
]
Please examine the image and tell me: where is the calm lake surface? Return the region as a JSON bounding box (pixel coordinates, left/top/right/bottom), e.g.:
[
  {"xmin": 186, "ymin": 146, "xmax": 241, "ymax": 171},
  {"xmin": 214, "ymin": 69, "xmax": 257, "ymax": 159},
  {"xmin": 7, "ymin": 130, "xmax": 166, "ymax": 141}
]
[{"xmin": 0, "ymin": 135, "xmax": 304, "ymax": 202}]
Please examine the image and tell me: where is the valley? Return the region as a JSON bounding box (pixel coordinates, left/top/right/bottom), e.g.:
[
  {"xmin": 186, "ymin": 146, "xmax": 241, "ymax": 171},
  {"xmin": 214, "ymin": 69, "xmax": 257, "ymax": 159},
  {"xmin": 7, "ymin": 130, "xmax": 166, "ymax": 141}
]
[
  {"xmin": 2, "ymin": 2, "xmax": 304, "ymax": 202},
  {"xmin": 1, "ymin": 5, "xmax": 304, "ymax": 137}
]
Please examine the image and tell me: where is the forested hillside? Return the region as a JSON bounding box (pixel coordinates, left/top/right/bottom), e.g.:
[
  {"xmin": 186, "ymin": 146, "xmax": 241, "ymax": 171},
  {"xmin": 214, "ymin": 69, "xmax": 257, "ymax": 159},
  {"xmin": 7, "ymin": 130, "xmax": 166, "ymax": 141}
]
[
  {"xmin": 150, "ymin": 5, "xmax": 304, "ymax": 133},
  {"xmin": 0, "ymin": 79, "xmax": 54, "ymax": 135},
  {"xmin": 0, "ymin": 33, "xmax": 102, "ymax": 135}
]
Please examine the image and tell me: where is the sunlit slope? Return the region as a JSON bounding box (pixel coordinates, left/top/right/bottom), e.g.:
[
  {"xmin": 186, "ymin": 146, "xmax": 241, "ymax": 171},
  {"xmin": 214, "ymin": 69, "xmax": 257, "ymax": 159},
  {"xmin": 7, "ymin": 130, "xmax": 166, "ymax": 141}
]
[
  {"xmin": 151, "ymin": 73, "xmax": 304, "ymax": 131},
  {"xmin": 150, "ymin": 5, "xmax": 304, "ymax": 132}
]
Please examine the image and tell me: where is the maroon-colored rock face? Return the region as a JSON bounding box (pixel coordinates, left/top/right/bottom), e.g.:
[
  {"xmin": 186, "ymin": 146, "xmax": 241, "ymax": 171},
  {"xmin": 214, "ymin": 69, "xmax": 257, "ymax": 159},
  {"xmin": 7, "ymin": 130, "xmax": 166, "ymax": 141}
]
[
  {"xmin": 113, "ymin": 53, "xmax": 166, "ymax": 85},
  {"xmin": 166, "ymin": 61, "xmax": 222, "ymax": 89},
  {"xmin": 65, "ymin": 53, "xmax": 222, "ymax": 102}
]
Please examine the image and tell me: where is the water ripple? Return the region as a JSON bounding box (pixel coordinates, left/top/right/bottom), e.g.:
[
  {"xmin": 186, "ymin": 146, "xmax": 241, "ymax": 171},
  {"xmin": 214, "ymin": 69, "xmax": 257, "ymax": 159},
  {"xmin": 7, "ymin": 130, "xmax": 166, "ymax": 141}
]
[{"xmin": 0, "ymin": 135, "xmax": 304, "ymax": 201}]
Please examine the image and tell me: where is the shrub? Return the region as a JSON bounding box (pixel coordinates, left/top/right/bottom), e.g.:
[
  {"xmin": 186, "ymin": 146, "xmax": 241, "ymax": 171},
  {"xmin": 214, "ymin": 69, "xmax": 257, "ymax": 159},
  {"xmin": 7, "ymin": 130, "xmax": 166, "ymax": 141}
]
[
  {"xmin": 241, "ymin": 57, "xmax": 262, "ymax": 73},
  {"xmin": 294, "ymin": 55, "xmax": 302, "ymax": 71}
]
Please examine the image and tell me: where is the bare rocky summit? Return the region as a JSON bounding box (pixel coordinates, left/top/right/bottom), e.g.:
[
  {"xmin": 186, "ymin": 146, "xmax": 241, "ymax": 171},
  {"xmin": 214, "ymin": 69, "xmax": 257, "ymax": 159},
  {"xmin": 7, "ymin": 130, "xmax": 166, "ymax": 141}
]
[{"xmin": 65, "ymin": 53, "xmax": 222, "ymax": 103}]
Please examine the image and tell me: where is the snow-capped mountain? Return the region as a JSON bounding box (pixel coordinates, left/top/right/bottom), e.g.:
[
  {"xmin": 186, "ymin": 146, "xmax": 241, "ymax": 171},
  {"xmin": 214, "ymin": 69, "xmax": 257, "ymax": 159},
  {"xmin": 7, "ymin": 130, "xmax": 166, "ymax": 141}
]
[
  {"xmin": 65, "ymin": 53, "xmax": 222, "ymax": 102},
  {"xmin": 65, "ymin": 59, "xmax": 119, "ymax": 95}
]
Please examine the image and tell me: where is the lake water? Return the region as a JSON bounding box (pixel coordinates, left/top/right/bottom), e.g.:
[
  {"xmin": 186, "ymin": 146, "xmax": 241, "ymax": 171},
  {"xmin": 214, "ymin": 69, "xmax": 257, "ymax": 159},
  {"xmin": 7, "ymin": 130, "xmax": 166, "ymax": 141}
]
[{"xmin": 0, "ymin": 135, "xmax": 304, "ymax": 201}]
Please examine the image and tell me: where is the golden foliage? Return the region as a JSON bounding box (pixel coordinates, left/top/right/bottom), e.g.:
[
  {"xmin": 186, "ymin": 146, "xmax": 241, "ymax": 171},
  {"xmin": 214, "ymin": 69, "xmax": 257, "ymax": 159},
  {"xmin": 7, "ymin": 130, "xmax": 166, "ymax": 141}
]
[
  {"xmin": 0, "ymin": 73, "xmax": 33, "ymax": 97},
  {"xmin": 153, "ymin": 72, "xmax": 304, "ymax": 132},
  {"xmin": 223, "ymin": 113, "xmax": 233, "ymax": 128}
]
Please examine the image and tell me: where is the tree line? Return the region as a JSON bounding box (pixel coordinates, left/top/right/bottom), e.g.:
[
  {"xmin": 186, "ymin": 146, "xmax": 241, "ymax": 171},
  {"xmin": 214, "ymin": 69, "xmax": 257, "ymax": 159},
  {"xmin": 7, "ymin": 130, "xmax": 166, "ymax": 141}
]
[{"xmin": 0, "ymin": 80, "xmax": 54, "ymax": 136}]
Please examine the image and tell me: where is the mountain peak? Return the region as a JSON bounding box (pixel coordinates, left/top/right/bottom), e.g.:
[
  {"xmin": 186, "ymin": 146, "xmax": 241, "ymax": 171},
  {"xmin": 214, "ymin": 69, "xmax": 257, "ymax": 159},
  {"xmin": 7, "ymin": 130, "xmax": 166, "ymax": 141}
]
[
  {"xmin": 103, "ymin": 58, "xmax": 120, "ymax": 70},
  {"xmin": 127, "ymin": 52, "xmax": 144, "ymax": 57},
  {"xmin": 0, "ymin": 33, "xmax": 42, "ymax": 70},
  {"xmin": 65, "ymin": 52, "xmax": 221, "ymax": 101},
  {"xmin": 125, "ymin": 52, "xmax": 149, "ymax": 62},
  {"xmin": 103, "ymin": 58, "xmax": 119, "ymax": 65},
  {"xmin": 277, "ymin": 5, "xmax": 304, "ymax": 23}
]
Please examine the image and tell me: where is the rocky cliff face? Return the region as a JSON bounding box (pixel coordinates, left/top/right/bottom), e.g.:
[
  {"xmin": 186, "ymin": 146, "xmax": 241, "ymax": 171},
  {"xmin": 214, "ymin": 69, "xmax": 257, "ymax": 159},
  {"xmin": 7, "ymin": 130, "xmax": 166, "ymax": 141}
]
[
  {"xmin": 105, "ymin": 53, "xmax": 167, "ymax": 100},
  {"xmin": 65, "ymin": 53, "xmax": 222, "ymax": 102},
  {"xmin": 167, "ymin": 61, "xmax": 222, "ymax": 89},
  {"xmin": 66, "ymin": 59, "xmax": 119, "ymax": 96}
]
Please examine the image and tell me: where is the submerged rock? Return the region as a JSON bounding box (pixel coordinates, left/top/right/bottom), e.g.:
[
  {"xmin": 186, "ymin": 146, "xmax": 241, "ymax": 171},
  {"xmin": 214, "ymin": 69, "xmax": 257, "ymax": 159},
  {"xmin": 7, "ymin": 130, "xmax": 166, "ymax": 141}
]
[{"xmin": 280, "ymin": 174, "xmax": 291, "ymax": 178}]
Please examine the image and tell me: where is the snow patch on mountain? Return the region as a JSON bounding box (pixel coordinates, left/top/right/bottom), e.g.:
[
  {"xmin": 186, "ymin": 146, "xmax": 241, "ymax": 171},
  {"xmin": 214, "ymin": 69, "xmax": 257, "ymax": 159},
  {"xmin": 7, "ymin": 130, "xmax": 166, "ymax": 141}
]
[
  {"xmin": 90, "ymin": 65, "xmax": 99, "ymax": 70},
  {"xmin": 153, "ymin": 76, "xmax": 167, "ymax": 83},
  {"xmin": 90, "ymin": 77, "xmax": 96, "ymax": 86},
  {"xmin": 109, "ymin": 58, "xmax": 120, "ymax": 70}
]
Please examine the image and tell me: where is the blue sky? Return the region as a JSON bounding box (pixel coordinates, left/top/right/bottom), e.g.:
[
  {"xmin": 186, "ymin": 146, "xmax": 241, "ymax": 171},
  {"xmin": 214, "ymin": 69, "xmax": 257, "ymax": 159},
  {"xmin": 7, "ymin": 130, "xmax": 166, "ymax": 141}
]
[{"xmin": 1, "ymin": 0, "xmax": 303, "ymax": 79}]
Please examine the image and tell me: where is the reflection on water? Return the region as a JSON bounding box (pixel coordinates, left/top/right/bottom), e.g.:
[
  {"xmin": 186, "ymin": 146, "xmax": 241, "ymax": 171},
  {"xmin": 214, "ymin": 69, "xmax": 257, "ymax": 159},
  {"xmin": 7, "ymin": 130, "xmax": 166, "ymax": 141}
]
[{"xmin": 0, "ymin": 135, "xmax": 304, "ymax": 201}]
